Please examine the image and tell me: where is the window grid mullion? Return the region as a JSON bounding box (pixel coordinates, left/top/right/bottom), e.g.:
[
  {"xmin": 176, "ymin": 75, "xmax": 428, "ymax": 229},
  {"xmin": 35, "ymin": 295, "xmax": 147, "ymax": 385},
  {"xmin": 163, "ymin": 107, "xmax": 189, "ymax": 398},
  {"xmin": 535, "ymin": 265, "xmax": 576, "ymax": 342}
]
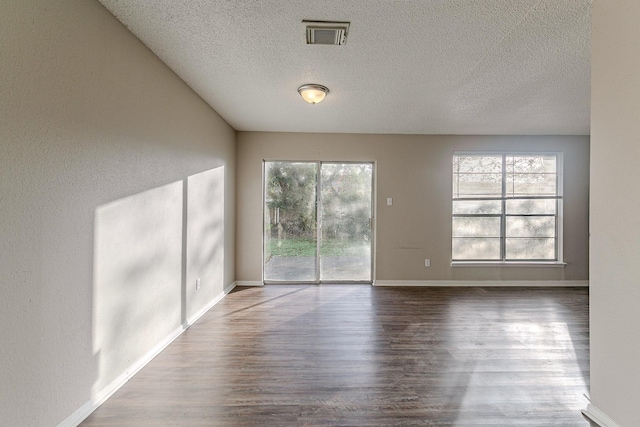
[
  {"xmin": 555, "ymin": 167, "xmax": 560, "ymax": 260},
  {"xmin": 500, "ymin": 154, "xmax": 507, "ymax": 261},
  {"xmin": 453, "ymin": 196, "xmax": 562, "ymax": 201}
]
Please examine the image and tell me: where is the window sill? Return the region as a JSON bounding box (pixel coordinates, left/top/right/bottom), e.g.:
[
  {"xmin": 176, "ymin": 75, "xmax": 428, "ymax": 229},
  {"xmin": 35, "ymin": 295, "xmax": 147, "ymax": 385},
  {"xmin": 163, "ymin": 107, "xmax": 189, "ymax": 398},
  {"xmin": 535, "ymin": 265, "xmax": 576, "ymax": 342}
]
[{"xmin": 451, "ymin": 261, "xmax": 566, "ymax": 268}]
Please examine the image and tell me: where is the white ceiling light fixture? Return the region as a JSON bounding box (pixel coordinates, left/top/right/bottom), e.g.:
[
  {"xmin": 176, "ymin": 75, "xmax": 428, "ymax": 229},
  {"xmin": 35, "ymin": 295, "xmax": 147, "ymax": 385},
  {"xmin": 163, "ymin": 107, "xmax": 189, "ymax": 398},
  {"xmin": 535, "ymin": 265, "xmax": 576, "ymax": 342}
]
[{"xmin": 297, "ymin": 84, "xmax": 329, "ymax": 105}]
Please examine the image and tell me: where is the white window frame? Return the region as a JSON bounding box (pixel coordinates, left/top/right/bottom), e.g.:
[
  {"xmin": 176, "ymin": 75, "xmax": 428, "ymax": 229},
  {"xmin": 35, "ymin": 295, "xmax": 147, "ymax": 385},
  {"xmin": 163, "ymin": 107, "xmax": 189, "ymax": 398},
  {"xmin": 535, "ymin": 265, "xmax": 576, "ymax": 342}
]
[{"xmin": 451, "ymin": 151, "xmax": 565, "ymax": 267}]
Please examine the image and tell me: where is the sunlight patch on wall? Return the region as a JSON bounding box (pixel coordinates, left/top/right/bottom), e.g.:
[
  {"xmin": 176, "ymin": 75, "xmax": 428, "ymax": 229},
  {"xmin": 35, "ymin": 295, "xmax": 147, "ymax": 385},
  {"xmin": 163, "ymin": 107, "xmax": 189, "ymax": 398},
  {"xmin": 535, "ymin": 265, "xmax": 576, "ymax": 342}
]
[
  {"xmin": 92, "ymin": 181, "xmax": 183, "ymax": 393},
  {"xmin": 186, "ymin": 166, "xmax": 225, "ymax": 321}
]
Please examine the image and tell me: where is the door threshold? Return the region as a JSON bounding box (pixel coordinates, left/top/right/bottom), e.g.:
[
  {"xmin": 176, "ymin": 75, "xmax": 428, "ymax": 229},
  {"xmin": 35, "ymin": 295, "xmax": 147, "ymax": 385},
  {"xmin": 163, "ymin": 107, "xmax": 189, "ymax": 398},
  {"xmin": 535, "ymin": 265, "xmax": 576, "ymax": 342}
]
[{"xmin": 263, "ymin": 281, "xmax": 373, "ymax": 285}]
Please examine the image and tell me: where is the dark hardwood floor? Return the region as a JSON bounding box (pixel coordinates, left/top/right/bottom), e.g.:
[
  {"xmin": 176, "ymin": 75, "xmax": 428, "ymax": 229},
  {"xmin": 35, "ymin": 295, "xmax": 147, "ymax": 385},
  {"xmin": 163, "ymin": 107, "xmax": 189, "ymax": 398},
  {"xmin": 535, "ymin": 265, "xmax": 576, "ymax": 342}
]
[{"xmin": 81, "ymin": 285, "xmax": 591, "ymax": 426}]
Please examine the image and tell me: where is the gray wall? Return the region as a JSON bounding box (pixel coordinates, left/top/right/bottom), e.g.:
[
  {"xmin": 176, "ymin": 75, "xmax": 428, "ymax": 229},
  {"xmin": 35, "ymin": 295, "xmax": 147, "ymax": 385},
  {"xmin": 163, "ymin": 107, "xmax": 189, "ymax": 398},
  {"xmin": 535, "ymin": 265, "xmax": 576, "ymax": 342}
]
[
  {"xmin": 590, "ymin": 0, "xmax": 640, "ymax": 424},
  {"xmin": 236, "ymin": 132, "xmax": 589, "ymax": 283},
  {"xmin": 0, "ymin": 0, "xmax": 235, "ymax": 424}
]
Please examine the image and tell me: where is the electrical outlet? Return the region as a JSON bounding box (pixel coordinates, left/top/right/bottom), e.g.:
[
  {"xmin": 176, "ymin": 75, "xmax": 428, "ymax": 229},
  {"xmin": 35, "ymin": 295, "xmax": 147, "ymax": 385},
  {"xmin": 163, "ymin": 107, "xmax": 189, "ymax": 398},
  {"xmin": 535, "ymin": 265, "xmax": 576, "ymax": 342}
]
[
  {"xmin": 424, "ymin": 259, "xmax": 431, "ymax": 267},
  {"xmin": 196, "ymin": 278, "xmax": 201, "ymax": 290}
]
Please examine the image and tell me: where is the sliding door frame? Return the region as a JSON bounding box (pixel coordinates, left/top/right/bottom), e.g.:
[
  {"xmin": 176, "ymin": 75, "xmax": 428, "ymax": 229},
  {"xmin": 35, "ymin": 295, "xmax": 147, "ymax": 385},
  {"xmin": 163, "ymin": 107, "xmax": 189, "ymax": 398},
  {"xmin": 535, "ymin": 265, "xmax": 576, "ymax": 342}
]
[{"xmin": 262, "ymin": 160, "xmax": 376, "ymax": 285}]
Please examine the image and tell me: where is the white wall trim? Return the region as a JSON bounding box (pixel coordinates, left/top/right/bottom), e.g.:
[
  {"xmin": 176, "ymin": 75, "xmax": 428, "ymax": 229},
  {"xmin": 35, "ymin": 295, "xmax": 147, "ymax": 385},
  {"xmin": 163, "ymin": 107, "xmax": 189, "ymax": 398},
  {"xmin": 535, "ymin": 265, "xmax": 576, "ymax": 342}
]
[
  {"xmin": 373, "ymin": 280, "xmax": 589, "ymax": 287},
  {"xmin": 234, "ymin": 280, "xmax": 264, "ymax": 287},
  {"xmin": 57, "ymin": 325, "xmax": 184, "ymax": 427},
  {"xmin": 57, "ymin": 283, "xmax": 236, "ymax": 427},
  {"xmin": 185, "ymin": 282, "xmax": 236, "ymax": 326},
  {"xmin": 451, "ymin": 261, "xmax": 567, "ymax": 268},
  {"xmin": 582, "ymin": 404, "xmax": 623, "ymax": 427}
]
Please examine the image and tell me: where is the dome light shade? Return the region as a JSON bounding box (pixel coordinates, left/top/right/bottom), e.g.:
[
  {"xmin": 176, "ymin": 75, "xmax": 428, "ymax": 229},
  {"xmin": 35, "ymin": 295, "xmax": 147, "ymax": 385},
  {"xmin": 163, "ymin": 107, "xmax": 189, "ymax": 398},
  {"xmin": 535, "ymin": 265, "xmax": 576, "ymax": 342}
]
[{"xmin": 298, "ymin": 84, "xmax": 329, "ymax": 104}]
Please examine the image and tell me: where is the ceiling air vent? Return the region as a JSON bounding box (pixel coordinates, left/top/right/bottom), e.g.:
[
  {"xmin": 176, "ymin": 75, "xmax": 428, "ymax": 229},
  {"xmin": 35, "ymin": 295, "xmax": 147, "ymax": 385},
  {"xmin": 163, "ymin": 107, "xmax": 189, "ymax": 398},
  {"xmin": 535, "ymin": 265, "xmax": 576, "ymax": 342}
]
[{"xmin": 304, "ymin": 20, "xmax": 350, "ymax": 46}]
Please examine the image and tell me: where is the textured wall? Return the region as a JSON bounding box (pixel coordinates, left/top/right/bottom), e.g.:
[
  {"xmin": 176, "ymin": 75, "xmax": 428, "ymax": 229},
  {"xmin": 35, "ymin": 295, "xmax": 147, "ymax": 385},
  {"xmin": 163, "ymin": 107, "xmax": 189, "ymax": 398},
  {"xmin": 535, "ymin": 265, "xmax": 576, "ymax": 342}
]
[
  {"xmin": 236, "ymin": 132, "xmax": 589, "ymax": 283},
  {"xmin": 590, "ymin": 0, "xmax": 640, "ymax": 424},
  {"xmin": 0, "ymin": 0, "xmax": 235, "ymax": 424}
]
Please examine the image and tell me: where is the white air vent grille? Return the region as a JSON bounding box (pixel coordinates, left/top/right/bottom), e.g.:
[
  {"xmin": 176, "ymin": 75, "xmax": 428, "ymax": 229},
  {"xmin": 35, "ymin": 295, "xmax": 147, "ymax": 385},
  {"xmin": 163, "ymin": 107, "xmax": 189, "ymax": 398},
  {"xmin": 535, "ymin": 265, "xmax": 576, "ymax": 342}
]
[{"xmin": 304, "ymin": 20, "xmax": 350, "ymax": 46}]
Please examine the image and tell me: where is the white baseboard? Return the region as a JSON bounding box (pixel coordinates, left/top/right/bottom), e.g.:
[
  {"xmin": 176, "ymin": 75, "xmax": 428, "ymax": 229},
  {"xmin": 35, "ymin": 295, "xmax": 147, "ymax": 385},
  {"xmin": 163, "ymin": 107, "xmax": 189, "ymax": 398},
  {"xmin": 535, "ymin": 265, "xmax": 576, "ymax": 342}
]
[
  {"xmin": 185, "ymin": 282, "xmax": 236, "ymax": 326},
  {"xmin": 582, "ymin": 404, "xmax": 623, "ymax": 427},
  {"xmin": 223, "ymin": 282, "xmax": 236, "ymax": 293},
  {"xmin": 58, "ymin": 283, "xmax": 236, "ymax": 427},
  {"xmin": 373, "ymin": 280, "xmax": 589, "ymax": 287},
  {"xmin": 234, "ymin": 280, "xmax": 264, "ymax": 287},
  {"xmin": 58, "ymin": 324, "xmax": 185, "ymax": 427}
]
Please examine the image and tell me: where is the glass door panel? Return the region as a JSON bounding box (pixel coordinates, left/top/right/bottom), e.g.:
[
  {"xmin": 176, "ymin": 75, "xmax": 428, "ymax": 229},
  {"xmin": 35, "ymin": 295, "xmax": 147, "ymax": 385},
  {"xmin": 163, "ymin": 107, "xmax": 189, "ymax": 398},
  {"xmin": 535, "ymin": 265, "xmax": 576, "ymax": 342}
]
[
  {"xmin": 263, "ymin": 161, "xmax": 373, "ymax": 283},
  {"xmin": 263, "ymin": 162, "xmax": 318, "ymax": 282},
  {"xmin": 320, "ymin": 163, "xmax": 373, "ymax": 282}
]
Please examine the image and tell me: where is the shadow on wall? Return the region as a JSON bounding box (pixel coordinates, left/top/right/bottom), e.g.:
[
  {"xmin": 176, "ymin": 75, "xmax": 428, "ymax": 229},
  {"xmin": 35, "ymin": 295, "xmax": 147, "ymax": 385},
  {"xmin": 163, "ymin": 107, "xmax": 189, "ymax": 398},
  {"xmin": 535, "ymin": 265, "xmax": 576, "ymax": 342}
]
[{"xmin": 90, "ymin": 166, "xmax": 225, "ymax": 396}]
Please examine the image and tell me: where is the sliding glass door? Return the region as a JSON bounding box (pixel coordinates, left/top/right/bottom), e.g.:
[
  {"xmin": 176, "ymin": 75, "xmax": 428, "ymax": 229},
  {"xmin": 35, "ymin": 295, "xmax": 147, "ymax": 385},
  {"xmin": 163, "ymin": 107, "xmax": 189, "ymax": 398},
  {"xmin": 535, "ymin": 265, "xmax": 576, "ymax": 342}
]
[
  {"xmin": 263, "ymin": 162, "xmax": 318, "ymax": 282},
  {"xmin": 319, "ymin": 163, "xmax": 372, "ymax": 281},
  {"xmin": 263, "ymin": 161, "xmax": 373, "ymax": 283}
]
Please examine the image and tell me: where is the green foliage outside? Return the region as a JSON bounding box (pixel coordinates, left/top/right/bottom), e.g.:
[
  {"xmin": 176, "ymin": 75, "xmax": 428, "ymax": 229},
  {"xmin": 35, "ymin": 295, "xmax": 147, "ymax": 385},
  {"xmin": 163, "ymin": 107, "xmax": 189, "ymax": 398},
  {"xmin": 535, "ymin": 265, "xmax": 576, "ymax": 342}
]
[
  {"xmin": 265, "ymin": 161, "xmax": 372, "ymax": 241},
  {"xmin": 268, "ymin": 237, "xmax": 370, "ymax": 257},
  {"xmin": 265, "ymin": 162, "xmax": 317, "ymax": 238}
]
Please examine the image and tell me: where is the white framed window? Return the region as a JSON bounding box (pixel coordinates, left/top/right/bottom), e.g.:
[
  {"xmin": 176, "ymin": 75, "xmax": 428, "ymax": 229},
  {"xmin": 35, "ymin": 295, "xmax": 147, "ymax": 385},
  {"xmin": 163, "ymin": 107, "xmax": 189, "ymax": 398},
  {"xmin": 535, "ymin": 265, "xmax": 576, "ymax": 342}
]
[{"xmin": 452, "ymin": 152, "xmax": 563, "ymax": 264}]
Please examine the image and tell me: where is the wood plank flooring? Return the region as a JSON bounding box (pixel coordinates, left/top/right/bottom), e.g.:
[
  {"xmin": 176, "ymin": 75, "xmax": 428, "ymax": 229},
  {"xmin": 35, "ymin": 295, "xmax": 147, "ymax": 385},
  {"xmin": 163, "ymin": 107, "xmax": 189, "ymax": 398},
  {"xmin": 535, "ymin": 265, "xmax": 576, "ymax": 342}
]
[{"xmin": 81, "ymin": 285, "xmax": 591, "ymax": 426}]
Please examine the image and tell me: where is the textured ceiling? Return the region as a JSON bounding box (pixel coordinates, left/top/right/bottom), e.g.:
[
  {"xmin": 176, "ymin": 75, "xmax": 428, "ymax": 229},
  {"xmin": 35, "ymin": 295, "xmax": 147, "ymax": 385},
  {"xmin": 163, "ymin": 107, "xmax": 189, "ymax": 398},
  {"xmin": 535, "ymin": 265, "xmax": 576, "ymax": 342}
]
[{"xmin": 98, "ymin": 0, "xmax": 591, "ymax": 135}]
